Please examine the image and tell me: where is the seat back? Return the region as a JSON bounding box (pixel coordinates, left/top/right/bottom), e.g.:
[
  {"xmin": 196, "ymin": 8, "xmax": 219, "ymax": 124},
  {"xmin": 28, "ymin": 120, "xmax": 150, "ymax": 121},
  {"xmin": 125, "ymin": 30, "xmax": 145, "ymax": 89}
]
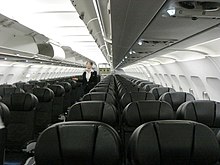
[
  {"xmin": 127, "ymin": 120, "xmax": 220, "ymax": 165},
  {"xmin": 176, "ymin": 100, "xmax": 220, "ymax": 134},
  {"xmin": 2, "ymin": 93, "xmax": 38, "ymax": 150},
  {"xmin": 67, "ymin": 101, "xmax": 118, "ymax": 127},
  {"xmin": 122, "ymin": 100, "xmax": 173, "ymax": 147},
  {"xmin": 35, "ymin": 121, "xmax": 122, "ymax": 165},
  {"xmin": 0, "ymin": 86, "xmax": 24, "ymax": 98},
  {"xmin": 159, "ymin": 92, "xmax": 195, "ymax": 112},
  {"xmin": 150, "ymin": 87, "xmax": 175, "ymax": 100},
  {"xmin": 90, "ymin": 87, "xmax": 115, "ymax": 97},
  {"xmin": 82, "ymin": 92, "xmax": 116, "ymax": 106},
  {"xmin": 33, "ymin": 87, "xmax": 54, "ymax": 134},
  {"xmin": 0, "ymin": 102, "xmax": 10, "ymax": 165},
  {"xmin": 23, "ymin": 84, "xmax": 36, "ymax": 93},
  {"xmin": 48, "ymin": 84, "xmax": 65, "ymax": 123},
  {"xmin": 120, "ymin": 92, "xmax": 155, "ymax": 109},
  {"xmin": 57, "ymin": 82, "xmax": 72, "ymax": 112},
  {"xmin": 144, "ymin": 84, "xmax": 161, "ymax": 92}
]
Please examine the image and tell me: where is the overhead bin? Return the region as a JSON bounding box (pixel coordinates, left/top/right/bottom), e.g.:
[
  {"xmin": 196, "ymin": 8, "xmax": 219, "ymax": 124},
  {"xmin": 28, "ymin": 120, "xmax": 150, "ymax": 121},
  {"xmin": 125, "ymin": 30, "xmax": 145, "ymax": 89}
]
[{"xmin": 37, "ymin": 43, "xmax": 65, "ymax": 61}]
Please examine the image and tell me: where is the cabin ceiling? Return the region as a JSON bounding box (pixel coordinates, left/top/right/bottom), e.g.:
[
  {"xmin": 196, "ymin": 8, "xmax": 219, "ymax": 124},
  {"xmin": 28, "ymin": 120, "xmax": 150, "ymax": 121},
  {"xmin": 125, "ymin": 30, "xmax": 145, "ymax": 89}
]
[{"xmin": 111, "ymin": 0, "xmax": 220, "ymax": 68}]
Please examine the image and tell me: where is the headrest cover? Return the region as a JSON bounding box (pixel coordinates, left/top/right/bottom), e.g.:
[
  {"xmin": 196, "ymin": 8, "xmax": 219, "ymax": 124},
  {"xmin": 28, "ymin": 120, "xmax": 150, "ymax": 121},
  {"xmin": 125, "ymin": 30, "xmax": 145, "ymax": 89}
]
[
  {"xmin": 128, "ymin": 120, "xmax": 220, "ymax": 165},
  {"xmin": 48, "ymin": 85, "xmax": 65, "ymax": 97},
  {"xmin": 67, "ymin": 101, "xmax": 118, "ymax": 126},
  {"xmin": 120, "ymin": 92, "xmax": 155, "ymax": 108},
  {"xmin": 123, "ymin": 101, "xmax": 174, "ymax": 127},
  {"xmin": 0, "ymin": 102, "xmax": 10, "ymax": 127},
  {"xmin": 159, "ymin": 92, "xmax": 195, "ymax": 111},
  {"xmin": 33, "ymin": 87, "xmax": 54, "ymax": 102},
  {"xmin": 150, "ymin": 87, "xmax": 176, "ymax": 100},
  {"xmin": 177, "ymin": 100, "xmax": 220, "ymax": 127},
  {"xmin": 2, "ymin": 93, "xmax": 38, "ymax": 111},
  {"xmin": 35, "ymin": 121, "xmax": 122, "ymax": 165}
]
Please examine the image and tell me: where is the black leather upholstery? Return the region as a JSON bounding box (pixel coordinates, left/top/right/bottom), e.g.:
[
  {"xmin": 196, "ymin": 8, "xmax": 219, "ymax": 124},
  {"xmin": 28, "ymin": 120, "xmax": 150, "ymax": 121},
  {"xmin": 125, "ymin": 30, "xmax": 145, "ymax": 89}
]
[
  {"xmin": 82, "ymin": 92, "xmax": 116, "ymax": 106},
  {"xmin": 23, "ymin": 84, "xmax": 36, "ymax": 93},
  {"xmin": 127, "ymin": 120, "xmax": 220, "ymax": 165},
  {"xmin": 122, "ymin": 100, "xmax": 174, "ymax": 148},
  {"xmin": 176, "ymin": 100, "xmax": 220, "ymax": 134},
  {"xmin": 144, "ymin": 84, "xmax": 161, "ymax": 92},
  {"xmin": 35, "ymin": 121, "xmax": 122, "ymax": 165},
  {"xmin": 90, "ymin": 87, "xmax": 115, "ymax": 97},
  {"xmin": 120, "ymin": 92, "xmax": 155, "ymax": 109},
  {"xmin": 0, "ymin": 102, "xmax": 10, "ymax": 165},
  {"xmin": 67, "ymin": 101, "xmax": 118, "ymax": 127},
  {"xmin": 33, "ymin": 87, "xmax": 54, "ymax": 134},
  {"xmin": 150, "ymin": 87, "xmax": 176, "ymax": 100},
  {"xmin": 2, "ymin": 93, "xmax": 38, "ymax": 150},
  {"xmin": 159, "ymin": 92, "xmax": 195, "ymax": 112},
  {"xmin": 57, "ymin": 82, "xmax": 72, "ymax": 112},
  {"xmin": 48, "ymin": 84, "xmax": 65, "ymax": 123},
  {"xmin": 0, "ymin": 86, "xmax": 24, "ymax": 98},
  {"xmin": 35, "ymin": 81, "xmax": 49, "ymax": 88}
]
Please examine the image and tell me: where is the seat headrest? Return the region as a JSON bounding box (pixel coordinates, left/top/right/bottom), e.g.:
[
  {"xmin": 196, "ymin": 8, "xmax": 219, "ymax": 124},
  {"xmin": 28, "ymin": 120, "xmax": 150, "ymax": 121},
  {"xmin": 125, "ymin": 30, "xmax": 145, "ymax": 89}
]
[
  {"xmin": 2, "ymin": 93, "xmax": 38, "ymax": 111},
  {"xmin": 35, "ymin": 121, "xmax": 122, "ymax": 165},
  {"xmin": 48, "ymin": 84, "xmax": 65, "ymax": 97},
  {"xmin": 159, "ymin": 92, "xmax": 195, "ymax": 111},
  {"xmin": 150, "ymin": 87, "xmax": 176, "ymax": 100},
  {"xmin": 128, "ymin": 120, "xmax": 220, "ymax": 165},
  {"xmin": 35, "ymin": 82, "xmax": 48, "ymax": 88},
  {"xmin": 120, "ymin": 92, "xmax": 155, "ymax": 108},
  {"xmin": 0, "ymin": 102, "xmax": 10, "ymax": 127},
  {"xmin": 23, "ymin": 84, "xmax": 36, "ymax": 92},
  {"xmin": 67, "ymin": 101, "xmax": 118, "ymax": 126},
  {"xmin": 123, "ymin": 101, "xmax": 174, "ymax": 127},
  {"xmin": 144, "ymin": 84, "xmax": 161, "ymax": 92},
  {"xmin": 83, "ymin": 92, "xmax": 116, "ymax": 105},
  {"xmin": 57, "ymin": 82, "xmax": 71, "ymax": 92},
  {"xmin": 0, "ymin": 87, "xmax": 25, "ymax": 97},
  {"xmin": 177, "ymin": 100, "xmax": 220, "ymax": 127},
  {"xmin": 33, "ymin": 87, "xmax": 54, "ymax": 102}
]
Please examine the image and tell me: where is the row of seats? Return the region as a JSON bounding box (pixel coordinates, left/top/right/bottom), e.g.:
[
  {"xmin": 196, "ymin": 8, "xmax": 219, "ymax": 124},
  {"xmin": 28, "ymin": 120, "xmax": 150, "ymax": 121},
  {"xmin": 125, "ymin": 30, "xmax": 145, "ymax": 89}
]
[
  {"xmin": 0, "ymin": 76, "xmax": 88, "ymax": 164},
  {"xmin": 1, "ymin": 74, "xmax": 220, "ymax": 164}
]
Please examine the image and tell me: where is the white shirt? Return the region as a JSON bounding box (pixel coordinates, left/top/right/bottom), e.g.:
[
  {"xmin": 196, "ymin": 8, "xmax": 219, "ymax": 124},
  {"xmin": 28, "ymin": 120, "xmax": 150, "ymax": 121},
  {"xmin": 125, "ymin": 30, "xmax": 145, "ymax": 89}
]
[
  {"xmin": 0, "ymin": 116, "xmax": 5, "ymax": 129},
  {"xmin": 85, "ymin": 69, "xmax": 94, "ymax": 82}
]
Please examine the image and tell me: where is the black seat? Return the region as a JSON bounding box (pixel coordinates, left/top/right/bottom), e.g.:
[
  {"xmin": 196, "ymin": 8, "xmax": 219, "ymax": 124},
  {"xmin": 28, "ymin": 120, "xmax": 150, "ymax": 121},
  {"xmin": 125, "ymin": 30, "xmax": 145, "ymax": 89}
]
[
  {"xmin": 82, "ymin": 92, "xmax": 116, "ymax": 106},
  {"xmin": 57, "ymin": 82, "xmax": 72, "ymax": 112},
  {"xmin": 144, "ymin": 84, "xmax": 161, "ymax": 92},
  {"xmin": 2, "ymin": 93, "xmax": 38, "ymax": 150},
  {"xmin": 90, "ymin": 87, "xmax": 116, "ymax": 97},
  {"xmin": 48, "ymin": 84, "xmax": 65, "ymax": 123},
  {"xmin": 35, "ymin": 121, "xmax": 122, "ymax": 165},
  {"xmin": 23, "ymin": 84, "xmax": 37, "ymax": 93},
  {"xmin": 0, "ymin": 86, "xmax": 24, "ymax": 98},
  {"xmin": 159, "ymin": 92, "xmax": 195, "ymax": 113},
  {"xmin": 120, "ymin": 92, "xmax": 155, "ymax": 109},
  {"xmin": 176, "ymin": 100, "xmax": 220, "ymax": 134},
  {"xmin": 127, "ymin": 120, "xmax": 220, "ymax": 165},
  {"xmin": 35, "ymin": 81, "xmax": 49, "ymax": 88},
  {"xmin": 150, "ymin": 87, "xmax": 175, "ymax": 100},
  {"xmin": 122, "ymin": 100, "xmax": 174, "ymax": 148},
  {"xmin": 67, "ymin": 101, "xmax": 118, "ymax": 128},
  {"xmin": 32, "ymin": 87, "xmax": 54, "ymax": 134},
  {"xmin": 0, "ymin": 102, "xmax": 10, "ymax": 165}
]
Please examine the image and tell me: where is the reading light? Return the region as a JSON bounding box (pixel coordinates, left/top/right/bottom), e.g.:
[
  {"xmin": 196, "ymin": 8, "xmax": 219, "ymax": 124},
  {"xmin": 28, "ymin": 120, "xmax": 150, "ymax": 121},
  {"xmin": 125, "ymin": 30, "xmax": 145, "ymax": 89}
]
[
  {"xmin": 138, "ymin": 39, "xmax": 143, "ymax": 46},
  {"xmin": 125, "ymin": 56, "xmax": 128, "ymax": 59},
  {"xmin": 167, "ymin": 9, "xmax": 176, "ymax": 16},
  {"xmin": 129, "ymin": 50, "xmax": 133, "ymax": 55}
]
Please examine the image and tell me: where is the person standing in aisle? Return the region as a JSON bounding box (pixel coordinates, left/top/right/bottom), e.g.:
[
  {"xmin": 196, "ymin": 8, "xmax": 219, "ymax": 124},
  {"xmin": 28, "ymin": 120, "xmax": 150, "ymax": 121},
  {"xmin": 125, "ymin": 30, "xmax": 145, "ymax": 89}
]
[{"xmin": 73, "ymin": 61, "xmax": 98, "ymax": 95}]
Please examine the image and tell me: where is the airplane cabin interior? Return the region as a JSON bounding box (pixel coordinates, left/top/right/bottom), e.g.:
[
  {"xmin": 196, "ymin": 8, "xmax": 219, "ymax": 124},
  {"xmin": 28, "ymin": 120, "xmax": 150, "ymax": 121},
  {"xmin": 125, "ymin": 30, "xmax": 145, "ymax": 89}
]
[{"xmin": 0, "ymin": 0, "xmax": 220, "ymax": 164}]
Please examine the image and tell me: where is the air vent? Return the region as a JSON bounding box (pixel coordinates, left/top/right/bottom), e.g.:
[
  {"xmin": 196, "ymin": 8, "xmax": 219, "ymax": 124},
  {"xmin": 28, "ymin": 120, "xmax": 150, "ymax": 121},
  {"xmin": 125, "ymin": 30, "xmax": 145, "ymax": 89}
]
[
  {"xmin": 178, "ymin": 1, "xmax": 220, "ymax": 11},
  {"xmin": 142, "ymin": 39, "xmax": 177, "ymax": 46}
]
